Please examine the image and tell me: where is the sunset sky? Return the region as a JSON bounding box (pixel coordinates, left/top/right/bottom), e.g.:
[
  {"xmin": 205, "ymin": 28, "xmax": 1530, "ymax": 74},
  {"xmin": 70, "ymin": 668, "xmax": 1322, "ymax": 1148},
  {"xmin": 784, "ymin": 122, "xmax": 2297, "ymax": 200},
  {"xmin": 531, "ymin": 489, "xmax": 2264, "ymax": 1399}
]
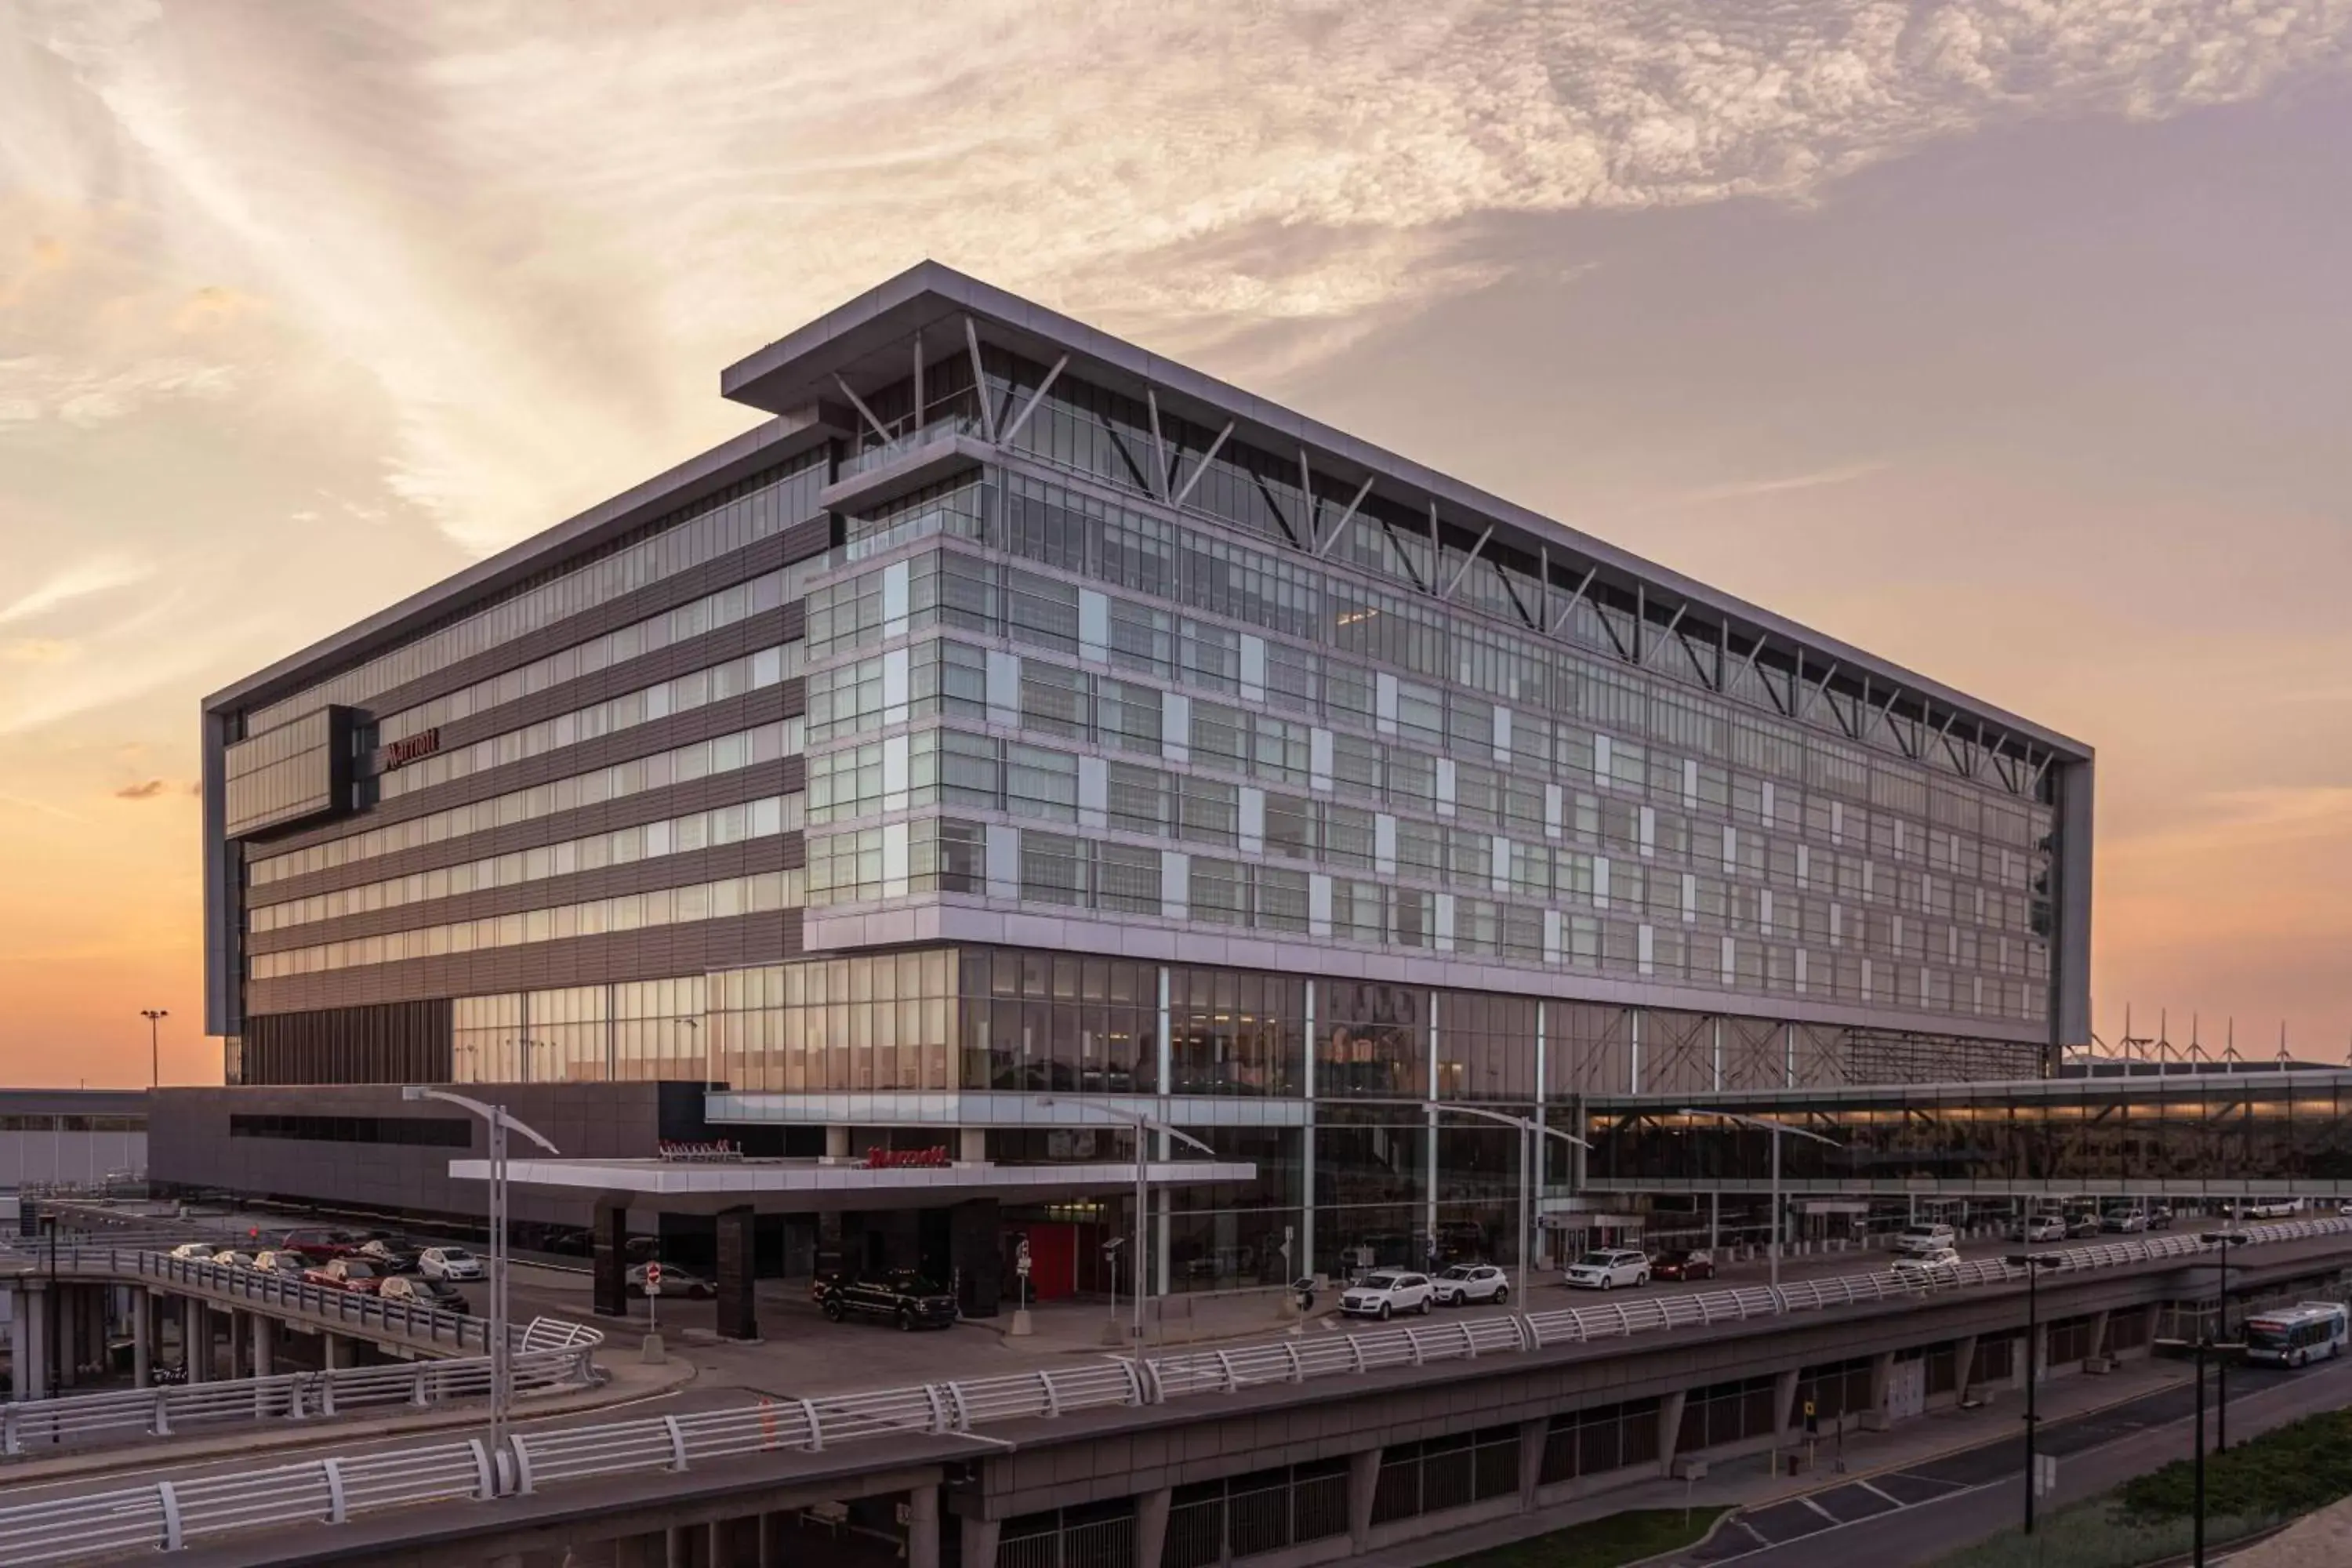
[{"xmin": 3, "ymin": 3, "xmax": 2348, "ymax": 1088}]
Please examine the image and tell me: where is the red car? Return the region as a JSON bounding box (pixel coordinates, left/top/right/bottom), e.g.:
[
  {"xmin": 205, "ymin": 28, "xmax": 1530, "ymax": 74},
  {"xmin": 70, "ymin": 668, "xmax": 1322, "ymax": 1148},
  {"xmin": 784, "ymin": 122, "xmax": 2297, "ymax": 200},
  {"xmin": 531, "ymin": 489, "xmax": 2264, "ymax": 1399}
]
[
  {"xmin": 1650, "ymin": 1250, "xmax": 1717, "ymax": 1283},
  {"xmin": 303, "ymin": 1258, "xmax": 385, "ymax": 1294}
]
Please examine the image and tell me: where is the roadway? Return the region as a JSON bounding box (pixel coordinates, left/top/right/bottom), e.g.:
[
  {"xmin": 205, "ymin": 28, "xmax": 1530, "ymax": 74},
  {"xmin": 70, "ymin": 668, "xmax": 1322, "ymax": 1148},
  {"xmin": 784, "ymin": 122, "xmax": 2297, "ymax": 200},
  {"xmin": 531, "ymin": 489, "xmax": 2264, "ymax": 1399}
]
[{"xmin": 1679, "ymin": 1354, "xmax": 2352, "ymax": 1566}]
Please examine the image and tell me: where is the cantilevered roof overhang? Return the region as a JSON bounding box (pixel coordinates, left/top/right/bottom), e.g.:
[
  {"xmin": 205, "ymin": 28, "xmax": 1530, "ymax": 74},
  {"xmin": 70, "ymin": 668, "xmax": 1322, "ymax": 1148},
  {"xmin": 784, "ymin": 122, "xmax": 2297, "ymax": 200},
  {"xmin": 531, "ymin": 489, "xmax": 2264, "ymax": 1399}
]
[
  {"xmin": 448, "ymin": 1157, "xmax": 1259, "ymax": 1216},
  {"xmin": 722, "ymin": 260, "xmax": 2089, "ymax": 765}
]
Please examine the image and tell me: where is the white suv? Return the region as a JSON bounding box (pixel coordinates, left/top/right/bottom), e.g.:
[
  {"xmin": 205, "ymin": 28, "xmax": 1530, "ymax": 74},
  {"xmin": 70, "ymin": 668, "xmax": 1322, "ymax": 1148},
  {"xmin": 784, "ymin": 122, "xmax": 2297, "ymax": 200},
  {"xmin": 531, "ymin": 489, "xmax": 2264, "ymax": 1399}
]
[
  {"xmin": 1341, "ymin": 1271, "xmax": 1436, "ymax": 1320},
  {"xmin": 1564, "ymin": 1250, "xmax": 1650, "ymax": 1291},
  {"xmin": 419, "ymin": 1246, "xmax": 485, "ymax": 1282},
  {"xmin": 1893, "ymin": 1224, "xmax": 1957, "ymax": 1257},
  {"xmin": 1434, "ymin": 1264, "xmax": 1510, "ymax": 1306}
]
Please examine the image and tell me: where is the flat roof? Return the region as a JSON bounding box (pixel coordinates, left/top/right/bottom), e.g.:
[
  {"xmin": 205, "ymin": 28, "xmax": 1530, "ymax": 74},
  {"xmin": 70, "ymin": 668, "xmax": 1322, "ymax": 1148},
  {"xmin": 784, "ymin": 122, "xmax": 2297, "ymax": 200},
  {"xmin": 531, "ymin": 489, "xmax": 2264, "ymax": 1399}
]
[{"xmin": 448, "ymin": 1156, "xmax": 1258, "ymax": 1215}]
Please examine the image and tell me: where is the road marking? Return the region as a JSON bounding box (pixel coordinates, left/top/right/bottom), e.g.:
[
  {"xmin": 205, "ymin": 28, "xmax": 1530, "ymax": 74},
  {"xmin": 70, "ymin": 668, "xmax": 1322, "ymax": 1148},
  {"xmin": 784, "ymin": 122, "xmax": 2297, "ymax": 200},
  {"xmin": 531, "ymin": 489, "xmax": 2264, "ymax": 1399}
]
[
  {"xmin": 1856, "ymin": 1479, "xmax": 1906, "ymax": 1507},
  {"xmin": 1795, "ymin": 1495, "xmax": 1840, "ymax": 1523}
]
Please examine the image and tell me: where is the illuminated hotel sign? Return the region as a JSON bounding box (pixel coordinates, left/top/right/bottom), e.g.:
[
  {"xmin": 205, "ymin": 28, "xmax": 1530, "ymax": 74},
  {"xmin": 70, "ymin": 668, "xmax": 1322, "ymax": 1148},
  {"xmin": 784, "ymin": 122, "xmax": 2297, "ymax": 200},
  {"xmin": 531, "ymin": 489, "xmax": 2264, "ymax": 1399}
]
[{"xmin": 380, "ymin": 728, "xmax": 442, "ymax": 771}]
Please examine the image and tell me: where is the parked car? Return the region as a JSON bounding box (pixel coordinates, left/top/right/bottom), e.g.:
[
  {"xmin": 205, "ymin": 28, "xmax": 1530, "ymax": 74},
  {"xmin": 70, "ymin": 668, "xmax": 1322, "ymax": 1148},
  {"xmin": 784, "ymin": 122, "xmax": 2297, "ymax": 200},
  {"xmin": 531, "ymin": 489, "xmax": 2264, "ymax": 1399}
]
[
  {"xmin": 1564, "ymin": 1250, "xmax": 1652, "ymax": 1291},
  {"xmin": 304, "ymin": 1258, "xmax": 385, "ymax": 1294},
  {"xmin": 281, "ymin": 1228, "xmax": 365, "ymax": 1258},
  {"xmin": 209, "ymin": 1250, "xmax": 258, "ymax": 1270},
  {"xmin": 2146, "ymin": 1205, "xmax": 2174, "ymax": 1231},
  {"xmin": 1650, "ymin": 1250, "xmax": 1715, "ymax": 1283},
  {"xmin": 2100, "ymin": 1207, "xmax": 2150, "ymax": 1234},
  {"xmin": 2013, "ymin": 1214, "xmax": 2067, "ymax": 1243},
  {"xmin": 167, "ymin": 1241, "xmax": 218, "ymax": 1262},
  {"xmin": 1893, "ymin": 1247, "xmax": 1964, "ymax": 1280},
  {"xmin": 2065, "ymin": 1213, "xmax": 2103, "ymax": 1238},
  {"xmin": 816, "ymin": 1271, "xmax": 958, "ymax": 1330},
  {"xmin": 626, "ymin": 1262, "xmax": 714, "ymax": 1299},
  {"xmin": 418, "ymin": 1246, "xmax": 485, "ymax": 1283},
  {"xmin": 252, "ymin": 1249, "xmax": 310, "ymax": 1276},
  {"xmin": 356, "ymin": 1240, "xmax": 422, "ymax": 1273},
  {"xmin": 379, "ymin": 1275, "xmax": 470, "ymax": 1313},
  {"xmin": 1894, "ymin": 1224, "xmax": 1957, "ymax": 1257},
  {"xmin": 1340, "ymin": 1271, "xmax": 1436, "ymax": 1319},
  {"xmin": 1433, "ymin": 1264, "xmax": 1510, "ymax": 1305}
]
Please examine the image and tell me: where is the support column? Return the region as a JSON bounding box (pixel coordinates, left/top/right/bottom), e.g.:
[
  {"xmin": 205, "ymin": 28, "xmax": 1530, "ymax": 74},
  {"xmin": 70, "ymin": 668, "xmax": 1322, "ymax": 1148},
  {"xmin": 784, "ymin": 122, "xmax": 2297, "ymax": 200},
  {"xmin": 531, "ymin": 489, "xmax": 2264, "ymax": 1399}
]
[
  {"xmin": 593, "ymin": 1200, "xmax": 629, "ymax": 1319},
  {"xmin": 826, "ymin": 1124, "xmax": 851, "ymax": 1160},
  {"xmin": 909, "ymin": 1482, "xmax": 942, "ymax": 1568},
  {"xmin": 960, "ymin": 1518, "xmax": 1000, "ymax": 1568},
  {"xmin": 132, "ymin": 1287, "xmax": 152, "ymax": 1388},
  {"xmin": 716, "ymin": 1205, "xmax": 759, "ymax": 1341},
  {"xmin": 2087, "ymin": 1308, "xmax": 2112, "ymax": 1366},
  {"xmin": 1952, "ymin": 1334, "xmax": 1980, "ymax": 1402},
  {"xmin": 1772, "ymin": 1368, "xmax": 1802, "ymax": 1441},
  {"xmin": 951, "ymin": 1199, "xmax": 1003, "ymax": 1318},
  {"xmin": 756, "ymin": 1513, "xmax": 779, "ymax": 1568},
  {"xmin": 1348, "ymin": 1447, "xmax": 1383, "ymax": 1550},
  {"xmin": 16, "ymin": 1285, "xmax": 47, "ymax": 1399},
  {"xmin": 959, "ymin": 1127, "xmax": 986, "ymax": 1163},
  {"xmin": 1517, "ymin": 1417, "xmax": 1549, "ymax": 1507},
  {"xmin": 250, "ymin": 1312, "xmax": 274, "ymax": 1377},
  {"xmin": 6, "ymin": 1287, "xmax": 28, "ymax": 1399},
  {"xmin": 664, "ymin": 1524, "xmax": 689, "ymax": 1568},
  {"xmin": 1133, "ymin": 1488, "xmax": 1171, "ymax": 1568},
  {"xmin": 324, "ymin": 1331, "xmax": 347, "ymax": 1371},
  {"xmin": 183, "ymin": 1298, "xmax": 207, "ymax": 1382},
  {"xmin": 55, "ymin": 1287, "xmax": 78, "ymax": 1390},
  {"xmin": 1866, "ymin": 1350, "xmax": 1896, "ymax": 1429},
  {"xmin": 1657, "ymin": 1389, "xmax": 1690, "ymax": 1475},
  {"xmin": 229, "ymin": 1310, "xmax": 252, "ymax": 1380}
]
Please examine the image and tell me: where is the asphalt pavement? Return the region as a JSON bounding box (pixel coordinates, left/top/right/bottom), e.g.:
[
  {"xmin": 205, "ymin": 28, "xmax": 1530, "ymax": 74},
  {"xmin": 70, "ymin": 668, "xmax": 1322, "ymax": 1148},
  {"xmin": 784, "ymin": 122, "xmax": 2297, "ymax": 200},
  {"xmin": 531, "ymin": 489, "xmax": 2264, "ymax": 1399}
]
[{"xmin": 1680, "ymin": 1354, "xmax": 2352, "ymax": 1566}]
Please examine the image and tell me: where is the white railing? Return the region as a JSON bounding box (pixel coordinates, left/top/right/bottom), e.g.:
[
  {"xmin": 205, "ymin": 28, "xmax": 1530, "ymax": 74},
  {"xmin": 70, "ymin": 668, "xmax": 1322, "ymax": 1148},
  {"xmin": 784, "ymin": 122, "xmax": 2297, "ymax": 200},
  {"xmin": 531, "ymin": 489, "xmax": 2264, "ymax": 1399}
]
[
  {"xmin": 3, "ymin": 1218, "xmax": 2345, "ymax": 1564},
  {"xmin": 0, "ymin": 1243, "xmax": 490, "ymax": 1354},
  {"xmin": 0, "ymin": 1319, "xmax": 600, "ymax": 1457}
]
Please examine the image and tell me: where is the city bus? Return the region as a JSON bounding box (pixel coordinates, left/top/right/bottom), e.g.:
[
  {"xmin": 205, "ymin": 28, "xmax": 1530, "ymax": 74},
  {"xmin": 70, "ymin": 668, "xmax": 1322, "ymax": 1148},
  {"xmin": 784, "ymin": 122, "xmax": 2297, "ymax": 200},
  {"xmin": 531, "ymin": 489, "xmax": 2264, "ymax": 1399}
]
[{"xmin": 2241, "ymin": 1303, "xmax": 2350, "ymax": 1367}]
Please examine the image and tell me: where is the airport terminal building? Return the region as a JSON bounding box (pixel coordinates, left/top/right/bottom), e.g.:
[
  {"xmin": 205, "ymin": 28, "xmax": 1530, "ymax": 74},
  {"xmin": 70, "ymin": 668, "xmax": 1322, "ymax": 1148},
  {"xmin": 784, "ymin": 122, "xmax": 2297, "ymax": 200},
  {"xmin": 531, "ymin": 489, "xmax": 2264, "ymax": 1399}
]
[{"xmin": 169, "ymin": 263, "xmax": 2095, "ymax": 1303}]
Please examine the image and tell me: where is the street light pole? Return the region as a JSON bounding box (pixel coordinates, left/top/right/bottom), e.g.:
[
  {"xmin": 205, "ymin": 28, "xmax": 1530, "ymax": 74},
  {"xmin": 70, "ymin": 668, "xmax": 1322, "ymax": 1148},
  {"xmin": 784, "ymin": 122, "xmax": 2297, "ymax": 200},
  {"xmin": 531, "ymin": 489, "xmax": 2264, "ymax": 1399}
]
[
  {"xmin": 1037, "ymin": 1098, "xmax": 1216, "ymax": 1345},
  {"xmin": 1676, "ymin": 1109, "xmax": 1843, "ymax": 1290},
  {"xmin": 403, "ymin": 1087, "xmax": 557, "ymax": 1465},
  {"xmin": 2199, "ymin": 1227, "xmax": 2249, "ymax": 1454},
  {"xmin": 1428, "ymin": 1102, "xmax": 1592, "ymax": 1304},
  {"xmin": 2003, "ymin": 1250, "xmax": 2063, "ymax": 1536},
  {"xmin": 140, "ymin": 1009, "xmax": 168, "ymax": 1087},
  {"xmin": 2194, "ymin": 1334, "xmax": 2209, "ymax": 1567}
]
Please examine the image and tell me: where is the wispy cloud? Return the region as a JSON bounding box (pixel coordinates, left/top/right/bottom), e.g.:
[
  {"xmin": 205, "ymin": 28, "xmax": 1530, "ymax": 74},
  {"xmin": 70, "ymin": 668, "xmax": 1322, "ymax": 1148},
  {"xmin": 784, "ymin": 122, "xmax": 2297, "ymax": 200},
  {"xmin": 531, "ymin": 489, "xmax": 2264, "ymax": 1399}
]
[
  {"xmin": 0, "ymin": 554, "xmax": 152, "ymax": 629},
  {"xmin": 1671, "ymin": 460, "xmax": 1892, "ymax": 507},
  {"xmin": 10, "ymin": 2, "xmax": 2346, "ymax": 554},
  {"xmin": 112, "ymin": 777, "xmax": 165, "ymax": 799}
]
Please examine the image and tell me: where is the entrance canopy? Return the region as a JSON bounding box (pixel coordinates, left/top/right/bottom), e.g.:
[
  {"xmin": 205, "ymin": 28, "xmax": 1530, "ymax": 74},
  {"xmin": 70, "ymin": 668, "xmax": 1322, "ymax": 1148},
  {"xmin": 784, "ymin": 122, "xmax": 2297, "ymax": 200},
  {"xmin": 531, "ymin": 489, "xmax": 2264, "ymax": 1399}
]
[{"xmin": 448, "ymin": 1156, "xmax": 1258, "ymax": 1216}]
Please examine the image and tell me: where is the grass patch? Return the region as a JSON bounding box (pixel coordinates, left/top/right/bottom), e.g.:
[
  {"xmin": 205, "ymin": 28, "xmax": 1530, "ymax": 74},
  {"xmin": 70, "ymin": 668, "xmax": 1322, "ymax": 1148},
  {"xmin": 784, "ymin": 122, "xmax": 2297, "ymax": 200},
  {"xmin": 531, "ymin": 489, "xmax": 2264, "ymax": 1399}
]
[
  {"xmin": 1442, "ymin": 1508, "xmax": 1732, "ymax": 1568},
  {"xmin": 1927, "ymin": 1498, "xmax": 2278, "ymax": 1568},
  {"xmin": 1932, "ymin": 1406, "xmax": 2352, "ymax": 1567}
]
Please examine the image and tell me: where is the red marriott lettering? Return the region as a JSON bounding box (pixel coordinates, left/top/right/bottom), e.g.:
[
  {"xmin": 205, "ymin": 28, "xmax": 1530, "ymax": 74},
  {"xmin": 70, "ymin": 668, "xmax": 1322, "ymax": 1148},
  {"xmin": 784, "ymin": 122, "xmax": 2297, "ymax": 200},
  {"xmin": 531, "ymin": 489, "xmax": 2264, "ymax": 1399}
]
[{"xmin": 380, "ymin": 728, "xmax": 441, "ymax": 770}]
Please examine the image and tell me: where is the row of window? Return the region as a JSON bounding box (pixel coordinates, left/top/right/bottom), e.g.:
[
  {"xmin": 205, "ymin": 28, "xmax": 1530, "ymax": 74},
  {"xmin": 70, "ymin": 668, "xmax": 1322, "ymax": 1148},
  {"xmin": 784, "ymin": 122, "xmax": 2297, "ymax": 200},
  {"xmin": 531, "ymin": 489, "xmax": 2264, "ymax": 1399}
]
[
  {"xmin": 377, "ymin": 565, "xmax": 803, "ymax": 746},
  {"xmin": 249, "ymin": 796, "xmax": 798, "ymax": 935},
  {"xmin": 800, "ymin": 725, "xmax": 2045, "ymax": 945},
  {"xmin": 797, "ymin": 819, "xmax": 2045, "ymax": 1022},
  {"xmin": 451, "ymin": 977, "xmax": 710, "ymax": 1085},
  {"xmin": 247, "ymin": 720, "xmax": 802, "ymax": 888},
  {"xmin": 241, "ymin": 454, "xmax": 825, "ymax": 739},
  {"xmin": 809, "ymin": 628, "xmax": 2045, "ymax": 892},
  {"xmin": 903, "ymin": 458, "xmax": 2050, "ymax": 815},
  {"xmin": 247, "ymin": 870, "xmax": 802, "ymax": 979},
  {"xmin": 378, "ymin": 644, "xmax": 790, "ymax": 800}
]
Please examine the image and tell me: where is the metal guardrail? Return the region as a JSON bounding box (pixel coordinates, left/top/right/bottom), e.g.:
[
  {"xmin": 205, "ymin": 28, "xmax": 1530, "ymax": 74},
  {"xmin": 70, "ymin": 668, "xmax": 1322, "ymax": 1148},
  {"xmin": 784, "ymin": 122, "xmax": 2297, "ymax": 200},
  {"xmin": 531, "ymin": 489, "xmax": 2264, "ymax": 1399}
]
[
  {"xmin": 3, "ymin": 1218, "xmax": 2346, "ymax": 1565},
  {"xmin": 0, "ymin": 1351, "xmax": 585, "ymax": 1456},
  {"xmin": 0, "ymin": 1243, "xmax": 490, "ymax": 1354},
  {"xmin": 0, "ymin": 1316, "xmax": 601, "ymax": 1457}
]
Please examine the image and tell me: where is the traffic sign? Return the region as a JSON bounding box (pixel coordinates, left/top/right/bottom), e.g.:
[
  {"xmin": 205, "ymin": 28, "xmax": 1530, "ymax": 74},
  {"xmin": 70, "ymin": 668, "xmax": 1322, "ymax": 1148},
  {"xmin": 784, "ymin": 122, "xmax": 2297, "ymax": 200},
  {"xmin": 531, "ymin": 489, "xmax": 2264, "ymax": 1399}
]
[{"xmin": 645, "ymin": 1261, "xmax": 664, "ymax": 1296}]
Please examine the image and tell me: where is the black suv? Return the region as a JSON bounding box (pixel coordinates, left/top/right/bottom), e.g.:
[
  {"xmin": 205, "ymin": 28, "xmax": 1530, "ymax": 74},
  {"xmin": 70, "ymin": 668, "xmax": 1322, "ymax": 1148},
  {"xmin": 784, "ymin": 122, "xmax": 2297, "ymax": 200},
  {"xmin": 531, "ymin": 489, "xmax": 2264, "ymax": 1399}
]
[{"xmin": 816, "ymin": 1270, "xmax": 958, "ymax": 1330}]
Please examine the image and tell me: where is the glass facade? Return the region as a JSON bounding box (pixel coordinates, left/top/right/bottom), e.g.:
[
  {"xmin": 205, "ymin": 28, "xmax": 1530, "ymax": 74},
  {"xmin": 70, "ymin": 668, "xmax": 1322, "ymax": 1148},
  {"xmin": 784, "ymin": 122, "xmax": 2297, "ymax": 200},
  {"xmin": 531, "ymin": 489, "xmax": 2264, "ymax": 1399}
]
[
  {"xmin": 800, "ymin": 487, "xmax": 2055, "ymax": 1030},
  {"xmin": 203, "ymin": 288, "xmax": 2090, "ymax": 1294},
  {"xmin": 1586, "ymin": 1076, "xmax": 2352, "ymax": 1192}
]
